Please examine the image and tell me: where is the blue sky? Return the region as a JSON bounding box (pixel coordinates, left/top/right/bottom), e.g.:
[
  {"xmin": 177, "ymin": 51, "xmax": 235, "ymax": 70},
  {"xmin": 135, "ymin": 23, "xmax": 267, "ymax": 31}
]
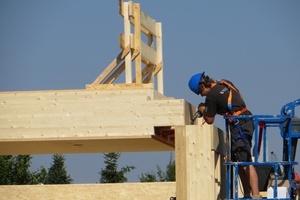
[{"xmin": 0, "ymin": 0, "xmax": 299, "ymax": 183}]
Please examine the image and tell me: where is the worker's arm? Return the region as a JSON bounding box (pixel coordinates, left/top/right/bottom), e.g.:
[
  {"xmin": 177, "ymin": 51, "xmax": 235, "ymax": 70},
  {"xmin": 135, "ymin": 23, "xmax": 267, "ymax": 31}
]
[{"xmin": 198, "ymin": 103, "xmax": 215, "ymax": 124}]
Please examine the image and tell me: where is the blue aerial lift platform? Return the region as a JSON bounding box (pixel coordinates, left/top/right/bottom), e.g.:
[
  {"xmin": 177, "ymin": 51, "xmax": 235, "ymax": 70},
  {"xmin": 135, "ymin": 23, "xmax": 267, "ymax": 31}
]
[{"xmin": 224, "ymin": 98, "xmax": 300, "ymax": 200}]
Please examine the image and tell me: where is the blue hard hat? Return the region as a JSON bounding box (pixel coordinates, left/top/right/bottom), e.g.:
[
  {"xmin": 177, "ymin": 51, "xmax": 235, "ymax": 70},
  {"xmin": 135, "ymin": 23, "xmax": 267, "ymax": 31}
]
[{"xmin": 188, "ymin": 72, "xmax": 205, "ymax": 95}]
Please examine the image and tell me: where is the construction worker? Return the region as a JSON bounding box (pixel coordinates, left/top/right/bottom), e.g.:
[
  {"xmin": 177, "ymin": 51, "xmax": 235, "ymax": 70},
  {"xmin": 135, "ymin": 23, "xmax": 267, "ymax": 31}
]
[{"xmin": 188, "ymin": 71, "xmax": 260, "ymax": 198}]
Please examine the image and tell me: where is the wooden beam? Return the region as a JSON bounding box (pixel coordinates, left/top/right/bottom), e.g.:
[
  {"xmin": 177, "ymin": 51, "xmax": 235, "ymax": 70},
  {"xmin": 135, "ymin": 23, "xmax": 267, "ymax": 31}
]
[
  {"xmin": 92, "ymin": 52, "xmax": 124, "ymax": 85},
  {"xmin": 0, "ymin": 137, "xmax": 173, "ymax": 155},
  {"xmin": 140, "ymin": 41, "xmax": 158, "ymax": 65},
  {"xmin": 119, "ymin": 1, "xmax": 159, "ymax": 37},
  {"xmin": 86, "ymin": 83, "xmax": 154, "ymax": 90},
  {"xmin": 120, "ymin": 34, "xmax": 158, "ymax": 66},
  {"xmin": 175, "ymin": 125, "xmax": 226, "ymax": 200},
  {"xmin": 102, "ymin": 62, "xmax": 125, "ymax": 84},
  {"xmin": 141, "ymin": 64, "xmax": 155, "ymax": 83},
  {"xmin": 139, "ymin": 9, "xmax": 158, "ymax": 36},
  {"xmin": 156, "ymin": 22, "xmax": 163, "ymax": 94},
  {"xmin": 123, "ymin": 1, "xmax": 132, "ymax": 83},
  {"xmin": 0, "ymin": 89, "xmax": 193, "ymax": 154},
  {"xmin": 0, "ymin": 182, "xmax": 176, "ymax": 200},
  {"xmin": 152, "ymin": 126, "xmax": 175, "ymax": 147},
  {"xmin": 133, "ymin": 3, "xmax": 142, "ymax": 84}
]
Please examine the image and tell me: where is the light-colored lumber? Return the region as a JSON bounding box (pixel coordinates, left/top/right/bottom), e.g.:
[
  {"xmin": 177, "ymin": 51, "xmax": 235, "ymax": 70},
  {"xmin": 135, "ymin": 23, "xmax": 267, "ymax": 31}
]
[
  {"xmin": 133, "ymin": 3, "xmax": 142, "ymax": 84},
  {"xmin": 0, "ymin": 88, "xmax": 189, "ymax": 154},
  {"xmin": 0, "ymin": 182, "xmax": 176, "ymax": 200},
  {"xmin": 86, "ymin": 83, "xmax": 153, "ymax": 90},
  {"xmin": 156, "ymin": 22, "xmax": 163, "ymax": 94},
  {"xmin": 91, "ymin": 53, "xmax": 123, "ymax": 85},
  {"xmin": 0, "ymin": 137, "xmax": 173, "ymax": 155},
  {"xmin": 94, "ymin": 1, "xmax": 163, "ymax": 93},
  {"xmin": 140, "ymin": 41, "xmax": 158, "ymax": 65},
  {"xmin": 102, "ymin": 62, "xmax": 125, "ymax": 84},
  {"xmin": 119, "ymin": 1, "xmax": 159, "ymax": 36},
  {"xmin": 123, "ymin": 1, "xmax": 132, "ymax": 83},
  {"xmin": 175, "ymin": 124, "xmax": 226, "ymax": 200},
  {"xmin": 120, "ymin": 34, "xmax": 159, "ymax": 66}
]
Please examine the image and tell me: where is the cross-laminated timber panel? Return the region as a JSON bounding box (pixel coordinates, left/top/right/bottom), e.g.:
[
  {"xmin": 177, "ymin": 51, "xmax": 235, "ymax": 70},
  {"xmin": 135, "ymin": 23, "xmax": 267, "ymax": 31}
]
[
  {"xmin": 0, "ymin": 182, "xmax": 176, "ymax": 200},
  {"xmin": 0, "ymin": 84, "xmax": 228, "ymax": 199},
  {"xmin": 175, "ymin": 124, "xmax": 227, "ymax": 200},
  {"xmin": 0, "ymin": 84, "xmax": 194, "ymax": 154}
]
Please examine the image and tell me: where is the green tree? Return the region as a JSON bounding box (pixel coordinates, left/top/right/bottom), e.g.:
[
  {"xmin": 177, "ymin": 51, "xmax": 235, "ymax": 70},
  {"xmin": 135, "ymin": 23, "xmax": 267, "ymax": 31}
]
[
  {"xmin": 139, "ymin": 171, "xmax": 157, "ymax": 182},
  {"xmin": 164, "ymin": 153, "xmax": 175, "ymax": 181},
  {"xmin": 0, "ymin": 155, "xmax": 14, "ymax": 185},
  {"xmin": 0, "ymin": 155, "xmax": 35, "ymax": 185},
  {"xmin": 31, "ymin": 166, "xmax": 48, "ymax": 184},
  {"xmin": 139, "ymin": 152, "xmax": 175, "ymax": 182},
  {"xmin": 12, "ymin": 155, "xmax": 33, "ymax": 184},
  {"xmin": 99, "ymin": 152, "xmax": 135, "ymax": 183},
  {"xmin": 46, "ymin": 154, "xmax": 72, "ymax": 184}
]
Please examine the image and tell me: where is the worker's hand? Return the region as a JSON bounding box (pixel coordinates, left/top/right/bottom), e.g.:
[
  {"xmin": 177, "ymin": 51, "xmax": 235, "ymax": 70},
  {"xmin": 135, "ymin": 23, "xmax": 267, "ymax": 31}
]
[{"xmin": 198, "ymin": 103, "xmax": 206, "ymax": 115}]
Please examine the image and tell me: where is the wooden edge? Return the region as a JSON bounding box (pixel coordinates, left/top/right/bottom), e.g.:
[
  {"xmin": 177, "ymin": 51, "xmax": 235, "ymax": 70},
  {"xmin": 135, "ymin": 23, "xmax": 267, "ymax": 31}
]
[
  {"xmin": 152, "ymin": 126, "xmax": 175, "ymax": 148},
  {"xmin": 0, "ymin": 182, "xmax": 176, "ymax": 200},
  {"xmin": 120, "ymin": 33, "xmax": 158, "ymax": 66},
  {"xmin": 92, "ymin": 52, "xmax": 124, "ymax": 85},
  {"xmin": 86, "ymin": 83, "xmax": 154, "ymax": 90},
  {"xmin": 141, "ymin": 41, "xmax": 158, "ymax": 65},
  {"xmin": 152, "ymin": 135, "xmax": 175, "ymax": 148},
  {"xmin": 103, "ymin": 62, "xmax": 125, "ymax": 84},
  {"xmin": 119, "ymin": 1, "xmax": 159, "ymax": 37}
]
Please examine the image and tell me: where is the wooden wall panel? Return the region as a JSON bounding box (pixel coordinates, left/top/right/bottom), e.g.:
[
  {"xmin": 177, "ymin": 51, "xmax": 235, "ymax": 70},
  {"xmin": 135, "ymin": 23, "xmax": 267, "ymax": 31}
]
[
  {"xmin": 0, "ymin": 182, "xmax": 176, "ymax": 200},
  {"xmin": 175, "ymin": 124, "xmax": 226, "ymax": 200},
  {"xmin": 0, "ymin": 89, "xmax": 189, "ymax": 139},
  {"xmin": 0, "ymin": 88, "xmax": 191, "ymax": 154}
]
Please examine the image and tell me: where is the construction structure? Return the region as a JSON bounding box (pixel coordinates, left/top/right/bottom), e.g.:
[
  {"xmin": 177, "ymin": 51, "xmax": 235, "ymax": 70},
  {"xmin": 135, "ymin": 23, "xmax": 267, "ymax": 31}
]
[
  {"xmin": 0, "ymin": 1, "xmax": 226, "ymax": 200},
  {"xmin": 1, "ymin": 1, "xmax": 299, "ymax": 200}
]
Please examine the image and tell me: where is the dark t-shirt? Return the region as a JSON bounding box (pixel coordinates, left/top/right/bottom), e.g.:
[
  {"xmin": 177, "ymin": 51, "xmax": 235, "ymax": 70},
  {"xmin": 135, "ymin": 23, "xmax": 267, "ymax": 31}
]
[
  {"xmin": 204, "ymin": 80, "xmax": 246, "ymax": 117},
  {"xmin": 204, "ymin": 80, "xmax": 255, "ymax": 161}
]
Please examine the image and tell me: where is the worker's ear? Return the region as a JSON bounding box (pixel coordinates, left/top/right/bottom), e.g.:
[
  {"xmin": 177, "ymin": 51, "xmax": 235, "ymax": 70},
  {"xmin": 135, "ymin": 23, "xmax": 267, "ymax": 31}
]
[{"xmin": 200, "ymin": 83, "xmax": 206, "ymax": 90}]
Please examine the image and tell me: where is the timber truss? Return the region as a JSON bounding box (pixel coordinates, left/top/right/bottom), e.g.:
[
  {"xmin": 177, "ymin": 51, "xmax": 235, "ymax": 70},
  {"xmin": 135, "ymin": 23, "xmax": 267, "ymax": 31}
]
[{"xmin": 87, "ymin": 0, "xmax": 164, "ymax": 94}]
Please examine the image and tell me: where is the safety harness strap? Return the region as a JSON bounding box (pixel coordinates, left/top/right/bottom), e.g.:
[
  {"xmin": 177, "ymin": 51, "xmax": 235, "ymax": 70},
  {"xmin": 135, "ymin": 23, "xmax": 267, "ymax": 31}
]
[
  {"xmin": 230, "ymin": 107, "xmax": 248, "ymax": 117},
  {"xmin": 218, "ymin": 80, "xmax": 250, "ymax": 143},
  {"xmin": 232, "ymin": 120, "xmax": 252, "ymax": 143},
  {"xmin": 218, "ymin": 79, "xmax": 243, "ymax": 115}
]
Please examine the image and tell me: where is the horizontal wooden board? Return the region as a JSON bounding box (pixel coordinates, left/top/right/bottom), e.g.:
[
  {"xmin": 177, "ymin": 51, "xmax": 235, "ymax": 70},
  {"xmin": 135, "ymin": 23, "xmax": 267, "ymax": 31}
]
[
  {"xmin": 0, "ymin": 182, "xmax": 176, "ymax": 200},
  {"xmin": 140, "ymin": 41, "xmax": 159, "ymax": 65},
  {"xmin": 0, "ymin": 88, "xmax": 193, "ymax": 154},
  {"xmin": 119, "ymin": 1, "xmax": 160, "ymax": 37},
  {"xmin": 0, "ymin": 136, "xmax": 173, "ymax": 155},
  {"xmin": 86, "ymin": 83, "xmax": 155, "ymax": 90}
]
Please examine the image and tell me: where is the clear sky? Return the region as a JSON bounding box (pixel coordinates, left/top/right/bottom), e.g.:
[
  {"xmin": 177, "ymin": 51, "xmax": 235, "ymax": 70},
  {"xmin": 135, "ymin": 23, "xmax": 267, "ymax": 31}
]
[{"xmin": 0, "ymin": 0, "xmax": 299, "ymax": 183}]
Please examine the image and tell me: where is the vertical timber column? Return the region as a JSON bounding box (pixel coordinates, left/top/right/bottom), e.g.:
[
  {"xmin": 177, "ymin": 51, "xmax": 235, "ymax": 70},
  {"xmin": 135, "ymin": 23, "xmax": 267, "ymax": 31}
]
[
  {"xmin": 123, "ymin": 2, "xmax": 132, "ymax": 83},
  {"xmin": 156, "ymin": 22, "xmax": 163, "ymax": 94},
  {"xmin": 175, "ymin": 125, "xmax": 225, "ymax": 200},
  {"xmin": 133, "ymin": 3, "xmax": 142, "ymax": 84}
]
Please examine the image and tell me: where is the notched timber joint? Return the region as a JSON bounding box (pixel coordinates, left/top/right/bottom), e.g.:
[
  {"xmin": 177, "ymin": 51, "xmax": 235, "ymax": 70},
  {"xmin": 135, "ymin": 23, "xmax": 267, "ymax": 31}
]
[{"xmin": 152, "ymin": 126, "xmax": 175, "ymax": 148}]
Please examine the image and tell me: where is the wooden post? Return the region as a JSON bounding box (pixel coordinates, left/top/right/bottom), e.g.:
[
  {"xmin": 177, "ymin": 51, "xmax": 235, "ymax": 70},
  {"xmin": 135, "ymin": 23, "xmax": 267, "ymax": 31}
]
[
  {"xmin": 123, "ymin": 2, "xmax": 132, "ymax": 83},
  {"xmin": 156, "ymin": 22, "xmax": 163, "ymax": 94},
  {"xmin": 133, "ymin": 3, "xmax": 142, "ymax": 84},
  {"xmin": 175, "ymin": 124, "xmax": 226, "ymax": 200}
]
